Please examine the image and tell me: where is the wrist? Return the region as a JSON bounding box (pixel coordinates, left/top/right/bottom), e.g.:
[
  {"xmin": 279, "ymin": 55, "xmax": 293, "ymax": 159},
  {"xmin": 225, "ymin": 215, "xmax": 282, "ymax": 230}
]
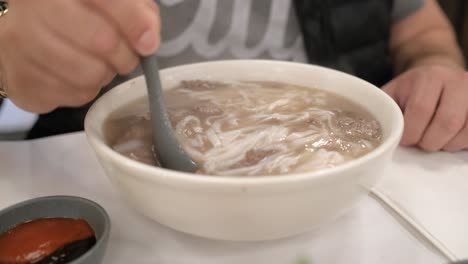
[{"xmin": 408, "ymin": 53, "xmax": 465, "ymax": 71}]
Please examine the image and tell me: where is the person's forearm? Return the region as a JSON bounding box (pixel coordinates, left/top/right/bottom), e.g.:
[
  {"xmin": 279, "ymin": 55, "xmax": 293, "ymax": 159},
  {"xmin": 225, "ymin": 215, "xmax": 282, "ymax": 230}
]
[
  {"xmin": 390, "ymin": 0, "xmax": 465, "ymax": 74},
  {"xmin": 392, "ymin": 27, "xmax": 464, "ymax": 73}
]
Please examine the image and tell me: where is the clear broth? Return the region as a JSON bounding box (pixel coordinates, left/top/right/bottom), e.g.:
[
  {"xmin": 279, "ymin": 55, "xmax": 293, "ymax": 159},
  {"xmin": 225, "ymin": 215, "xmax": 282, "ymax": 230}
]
[{"xmin": 105, "ymin": 80, "xmax": 382, "ymax": 176}]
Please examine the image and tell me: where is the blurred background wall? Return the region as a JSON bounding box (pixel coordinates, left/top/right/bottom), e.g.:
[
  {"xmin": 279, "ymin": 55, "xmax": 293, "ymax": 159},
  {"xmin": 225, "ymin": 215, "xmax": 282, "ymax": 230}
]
[{"xmin": 438, "ymin": 0, "xmax": 468, "ymax": 64}]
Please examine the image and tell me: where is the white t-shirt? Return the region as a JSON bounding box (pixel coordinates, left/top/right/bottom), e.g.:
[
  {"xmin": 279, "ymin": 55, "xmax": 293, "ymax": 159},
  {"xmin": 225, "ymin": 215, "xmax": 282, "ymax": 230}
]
[{"xmin": 0, "ymin": 0, "xmax": 424, "ymax": 138}]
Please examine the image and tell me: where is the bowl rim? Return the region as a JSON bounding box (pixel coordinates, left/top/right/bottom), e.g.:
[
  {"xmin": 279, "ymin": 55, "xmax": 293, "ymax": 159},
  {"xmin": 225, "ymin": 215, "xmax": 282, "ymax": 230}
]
[
  {"xmin": 0, "ymin": 195, "xmax": 110, "ymax": 263},
  {"xmin": 85, "ymin": 59, "xmax": 404, "ymax": 186}
]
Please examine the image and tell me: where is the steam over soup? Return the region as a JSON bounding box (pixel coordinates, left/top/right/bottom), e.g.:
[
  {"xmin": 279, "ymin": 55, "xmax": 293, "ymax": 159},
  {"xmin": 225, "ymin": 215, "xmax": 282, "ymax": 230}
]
[{"xmin": 105, "ymin": 80, "xmax": 382, "ymax": 176}]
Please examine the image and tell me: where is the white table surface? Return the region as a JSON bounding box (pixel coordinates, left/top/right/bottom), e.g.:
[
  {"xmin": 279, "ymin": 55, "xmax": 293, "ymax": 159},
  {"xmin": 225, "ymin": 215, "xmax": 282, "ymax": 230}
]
[
  {"xmin": 374, "ymin": 147, "xmax": 468, "ymax": 261},
  {"xmin": 0, "ymin": 132, "xmax": 446, "ymax": 264}
]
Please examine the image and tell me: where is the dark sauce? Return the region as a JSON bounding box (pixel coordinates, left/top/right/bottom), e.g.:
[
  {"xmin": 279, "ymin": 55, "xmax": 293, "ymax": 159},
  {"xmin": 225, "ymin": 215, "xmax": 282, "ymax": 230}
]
[{"xmin": 0, "ymin": 218, "xmax": 96, "ymax": 264}]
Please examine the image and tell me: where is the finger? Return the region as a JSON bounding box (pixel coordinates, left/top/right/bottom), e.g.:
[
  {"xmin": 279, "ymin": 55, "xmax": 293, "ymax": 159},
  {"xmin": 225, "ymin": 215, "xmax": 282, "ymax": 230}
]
[
  {"xmin": 29, "ymin": 63, "xmax": 108, "ymax": 108},
  {"xmin": 6, "ymin": 59, "xmax": 74, "ymax": 113},
  {"xmin": 24, "ymin": 58, "xmax": 107, "ymax": 109},
  {"xmin": 27, "ymin": 22, "xmax": 114, "ymax": 95},
  {"xmin": 400, "ymin": 76, "xmax": 442, "ymax": 146},
  {"xmin": 382, "ymin": 74, "xmax": 411, "ymax": 110},
  {"xmin": 444, "ymin": 119, "xmax": 468, "ymax": 152},
  {"xmin": 40, "ymin": 1, "xmax": 139, "ymax": 75},
  {"xmin": 0, "ymin": 23, "xmax": 80, "ymax": 112},
  {"xmin": 382, "ymin": 80, "xmax": 397, "ymax": 98},
  {"xmin": 85, "ymin": 0, "xmax": 161, "ymax": 55},
  {"xmin": 419, "ymin": 83, "xmax": 468, "ymax": 151},
  {"xmin": 99, "ymin": 72, "xmax": 118, "ymax": 89},
  {"xmin": 103, "ymin": 39, "xmax": 139, "ymax": 75}
]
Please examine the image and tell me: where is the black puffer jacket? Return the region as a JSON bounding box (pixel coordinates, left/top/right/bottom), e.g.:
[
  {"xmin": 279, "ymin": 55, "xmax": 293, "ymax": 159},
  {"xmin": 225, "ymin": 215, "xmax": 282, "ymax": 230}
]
[{"xmin": 294, "ymin": 0, "xmax": 393, "ymax": 87}]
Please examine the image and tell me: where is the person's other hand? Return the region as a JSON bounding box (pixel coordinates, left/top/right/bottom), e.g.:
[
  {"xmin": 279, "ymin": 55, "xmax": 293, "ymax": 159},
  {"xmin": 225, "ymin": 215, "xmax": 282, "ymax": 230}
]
[
  {"xmin": 383, "ymin": 65, "xmax": 468, "ymax": 152},
  {"xmin": 0, "ymin": 0, "xmax": 160, "ymax": 113}
]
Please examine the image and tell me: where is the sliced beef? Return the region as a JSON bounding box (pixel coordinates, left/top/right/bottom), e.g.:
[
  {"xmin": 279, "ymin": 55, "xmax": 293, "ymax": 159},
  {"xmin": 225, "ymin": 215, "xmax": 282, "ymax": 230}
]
[
  {"xmin": 191, "ymin": 101, "xmax": 223, "ymax": 116},
  {"xmin": 307, "ymin": 118, "xmax": 323, "ymax": 128},
  {"xmin": 113, "ymin": 118, "xmax": 151, "ymax": 146},
  {"xmin": 181, "ymin": 80, "xmax": 217, "ymax": 90},
  {"xmin": 231, "ymin": 149, "xmax": 277, "ymax": 168}
]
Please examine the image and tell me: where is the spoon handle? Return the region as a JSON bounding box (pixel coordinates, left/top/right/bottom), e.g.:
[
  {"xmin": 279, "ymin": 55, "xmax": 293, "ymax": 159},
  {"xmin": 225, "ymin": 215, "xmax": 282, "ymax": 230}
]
[{"xmin": 141, "ymin": 54, "xmax": 198, "ymax": 172}]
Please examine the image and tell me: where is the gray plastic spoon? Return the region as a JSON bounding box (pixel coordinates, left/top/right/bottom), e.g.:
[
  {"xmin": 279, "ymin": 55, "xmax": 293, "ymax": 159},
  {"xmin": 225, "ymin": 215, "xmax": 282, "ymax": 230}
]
[{"xmin": 141, "ymin": 54, "xmax": 198, "ymax": 173}]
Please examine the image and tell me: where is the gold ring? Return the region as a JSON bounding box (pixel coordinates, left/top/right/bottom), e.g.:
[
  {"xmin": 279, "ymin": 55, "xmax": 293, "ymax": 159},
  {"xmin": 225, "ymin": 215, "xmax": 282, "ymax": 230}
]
[{"xmin": 0, "ymin": 1, "xmax": 7, "ymax": 17}]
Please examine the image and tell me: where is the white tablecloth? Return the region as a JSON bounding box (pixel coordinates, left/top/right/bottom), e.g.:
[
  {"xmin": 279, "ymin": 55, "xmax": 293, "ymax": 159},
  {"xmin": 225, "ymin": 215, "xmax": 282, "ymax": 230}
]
[
  {"xmin": 0, "ymin": 133, "xmax": 446, "ymax": 264},
  {"xmin": 374, "ymin": 148, "xmax": 468, "ymax": 261}
]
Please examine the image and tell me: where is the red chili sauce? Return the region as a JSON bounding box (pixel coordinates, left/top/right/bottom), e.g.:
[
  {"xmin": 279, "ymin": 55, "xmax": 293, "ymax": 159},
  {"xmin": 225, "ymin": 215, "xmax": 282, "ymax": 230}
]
[{"xmin": 0, "ymin": 218, "xmax": 96, "ymax": 264}]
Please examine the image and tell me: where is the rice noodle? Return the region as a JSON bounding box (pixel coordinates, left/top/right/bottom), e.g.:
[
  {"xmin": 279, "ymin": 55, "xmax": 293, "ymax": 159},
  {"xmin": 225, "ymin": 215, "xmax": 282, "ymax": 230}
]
[
  {"xmin": 108, "ymin": 80, "xmax": 382, "ymax": 176},
  {"xmin": 114, "ymin": 139, "xmax": 145, "ymax": 153},
  {"xmin": 167, "ymin": 81, "xmax": 382, "ymax": 176}
]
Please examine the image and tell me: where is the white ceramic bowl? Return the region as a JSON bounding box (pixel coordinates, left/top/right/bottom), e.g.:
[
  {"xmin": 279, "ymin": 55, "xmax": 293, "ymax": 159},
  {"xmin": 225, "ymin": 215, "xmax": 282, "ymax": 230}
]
[{"xmin": 85, "ymin": 60, "xmax": 404, "ymax": 241}]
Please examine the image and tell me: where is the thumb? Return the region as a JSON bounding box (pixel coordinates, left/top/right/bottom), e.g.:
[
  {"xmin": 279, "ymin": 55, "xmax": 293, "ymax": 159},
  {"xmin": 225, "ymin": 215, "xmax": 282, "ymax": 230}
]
[
  {"xmin": 381, "ymin": 78, "xmax": 407, "ymax": 111},
  {"xmin": 381, "ymin": 79, "xmax": 398, "ymax": 99}
]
